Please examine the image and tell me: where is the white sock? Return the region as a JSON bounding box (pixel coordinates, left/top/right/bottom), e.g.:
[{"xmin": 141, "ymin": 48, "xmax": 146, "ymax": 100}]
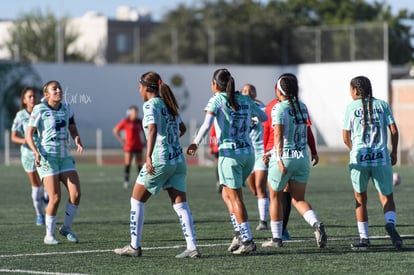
[
  {"xmin": 357, "ymin": 221, "xmax": 369, "ymax": 239},
  {"xmin": 384, "ymin": 211, "xmax": 397, "ymax": 225},
  {"xmin": 303, "ymin": 210, "xmax": 319, "ymax": 227},
  {"xmin": 62, "ymin": 202, "xmax": 78, "ymax": 230},
  {"xmin": 239, "ymin": 222, "xmax": 252, "ymax": 242},
  {"xmin": 258, "ymin": 197, "xmax": 269, "ymax": 222},
  {"xmin": 173, "ymin": 202, "xmax": 197, "ymax": 250},
  {"xmin": 45, "ymin": 215, "xmax": 57, "ymax": 237},
  {"xmin": 31, "ymin": 186, "xmax": 43, "ymax": 216},
  {"xmin": 230, "ymin": 213, "xmax": 240, "ymax": 234},
  {"xmin": 130, "ymin": 197, "xmax": 144, "ymax": 250},
  {"xmin": 270, "ymin": 221, "xmax": 283, "ymax": 239}
]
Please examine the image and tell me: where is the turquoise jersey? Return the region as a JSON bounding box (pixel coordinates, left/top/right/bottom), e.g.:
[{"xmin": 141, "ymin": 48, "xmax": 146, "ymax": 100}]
[
  {"xmin": 205, "ymin": 92, "xmax": 265, "ymax": 157},
  {"xmin": 28, "ymin": 102, "xmax": 74, "ymax": 158},
  {"xmin": 11, "ymin": 109, "xmax": 39, "ymax": 157},
  {"xmin": 249, "ymin": 100, "xmax": 265, "ymax": 157},
  {"xmin": 343, "ymin": 98, "xmax": 394, "ymax": 166},
  {"xmin": 142, "ymin": 97, "xmax": 184, "ymax": 165},
  {"xmin": 271, "ymin": 99, "xmax": 309, "ymax": 159}
]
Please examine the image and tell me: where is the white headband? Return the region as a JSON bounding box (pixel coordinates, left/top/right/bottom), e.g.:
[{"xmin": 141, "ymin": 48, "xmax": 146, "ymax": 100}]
[{"xmin": 277, "ymin": 78, "xmax": 287, "ymax": 96}]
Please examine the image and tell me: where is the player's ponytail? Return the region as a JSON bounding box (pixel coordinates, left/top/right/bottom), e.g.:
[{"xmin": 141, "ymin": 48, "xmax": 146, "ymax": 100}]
[
  {"xmin": 213, "ymin": 68, "xmax": 237, "ymax": 111},
  {"xmin": 159, "ymin": 82, "xmax": 179, "ymax": 117},
  {"xmin": 278, "ymin": 75, "xmax": 306, "ymax": 124},
  {"xmin": 350, "ymin": 76, "xmax": 373, "ymax": 126},
  {"xmin": 140, "ymin": 71, "xmax": 179, "ymax": 117}
]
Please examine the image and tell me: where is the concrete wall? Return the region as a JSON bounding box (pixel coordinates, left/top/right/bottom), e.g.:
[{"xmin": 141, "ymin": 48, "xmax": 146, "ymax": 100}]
[
  {"xmin": 391, "ymin": 79, "xmax": 414, "ymax": 164},
  {"xmin": 1, "ymin": 61, "xmax": 389, "ymax": 149}
]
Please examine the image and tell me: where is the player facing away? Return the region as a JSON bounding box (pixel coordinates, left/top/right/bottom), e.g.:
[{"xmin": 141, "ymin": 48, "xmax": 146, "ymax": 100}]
[
  {"xmin": 114, "ymin": 72, "xmax": 200, "ymax": 258},
  {"xmin": 262, "ymin": 73, "xmax": 319, "ymax": 241},
  {"xmin": 240, "ymin": 84, "xmax": 269, "ymax": 231},
  {"xmin": 113, "ymin": 105, "xmax": 144, "ymax": 189},
  {"xmin": 342, "ymin": 76, "xmax": 402, "ymax": 250},
  {"xmin": 11, "ymin": 87, "xmax": 47, "ymax": 226},
  {"xmin": 187, "ymin": 68, "xmax": 268, "ymax": 255},
  {"xmin": 262, "ymin": 75, "xmax": 327, "ymax": 249},
  {"xmin": 25, "ymin": 80, "xmax": 83, "ymax": 245}
]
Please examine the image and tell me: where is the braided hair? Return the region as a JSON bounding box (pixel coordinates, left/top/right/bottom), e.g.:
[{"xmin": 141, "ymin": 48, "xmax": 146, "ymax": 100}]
[
  {"xmin": 277, "ymin": 75, "xmax": 306, "ymax": 124},
  {"xmin": 140, "ymin": 72, "xmax": 179, "ymax": 117},
  {"xmin": 350, "ymin": 76, "xmax": 373, "ymax": 126},
  {"xmin": 213, "ymin": 68, "xmax": 237, "ymax": 111}
]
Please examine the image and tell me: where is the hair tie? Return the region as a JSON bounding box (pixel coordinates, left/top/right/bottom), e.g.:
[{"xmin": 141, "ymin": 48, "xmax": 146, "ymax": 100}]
[
  {"xmin": 277, "ymin": 78, "xmax": 287, "ymax": 96},
  {"xmin": 158, "ymin": 79, "xmax": 163, "ymax": 86}
]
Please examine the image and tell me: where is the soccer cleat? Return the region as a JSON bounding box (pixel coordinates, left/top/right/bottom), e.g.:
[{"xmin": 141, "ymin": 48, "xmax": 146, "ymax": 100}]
[
  {"xmin": 282, "ymin": 229, "xmax": 291, "ymax": 241},
  {"xmin": 175, "ymin": 248, "xmax": 201, "ymax": 258},
  {"xmin": 36, "ymin": 214, "xmax": 45, "ymax": 226},
  {"xmin": 313, "ymin": 222, "xmax": 327, "ymax": 248},
  {"xmin": 256, "ymin": 220, "xmax": 268, "ymax": 231},
  {"xmin": 351, "ymin": 238, "xmax": 370, "ymax": 250},
  {"xmin": 227, "ymin": 235, "xmax": 241, "ymax": 252},
  {"xmin": 232, "ymin": 240, "xmax": 257, "ymax": 255},
  {"xmin": 385, "ymin": 223, "xmax": 403, "ymax": 250},
  {"xmin": 123, "ymin": 181, "xmax": 129, "ymax": 189},
  {"xmin": 114, "ymin": 244, "xmax": 142, "ymax": 257},
  {"xmin": 59, "ymin": 226, "xmax": 79, "ymax": 243},
  {"xmin": 44, "ymin": 235, "xmax": 60, "ymax": 245},
  {"xmin": 262, "ymin": 238, "xmax": 283, "ymax": 248}
]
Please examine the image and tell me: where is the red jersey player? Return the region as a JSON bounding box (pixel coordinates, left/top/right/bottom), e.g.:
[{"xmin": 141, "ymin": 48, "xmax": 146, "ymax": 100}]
[{"xmin": 113, "ymin": 105, "xmax": 144, "ymax": 188}]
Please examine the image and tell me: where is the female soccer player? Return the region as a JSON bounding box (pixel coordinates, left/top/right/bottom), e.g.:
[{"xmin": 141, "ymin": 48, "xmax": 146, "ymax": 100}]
[
  {"xmin": 187, "ymin": 68, "xmax": 267, "ymax": 255},
  {"xmin": 11, "ymin": 87, "xmax": 46, "ymax": 226},
  {"xmin": 114, "ymin": 72, "xmax": 199, "ymax": 258},
  {"xmin": 113, "ymin": 105, "xmax": 144, "ymax": 189},
  {"xmin": 263, "ymin": 73, "xmax": 319, "ymax": 240},
  {"xmin": 262, "ymin": 75, "xmax": 327, "ymax": 249},
  {"xmin": 241, "ymin": 83, "xmax": 269, "ymax": 231},
  {"xmin": 343, "ymin": 76, "xmax": 402, "ymax": 250},
  {"xmin": 26, "ymin": 80, "xmax": 83, "ymax": 245}
]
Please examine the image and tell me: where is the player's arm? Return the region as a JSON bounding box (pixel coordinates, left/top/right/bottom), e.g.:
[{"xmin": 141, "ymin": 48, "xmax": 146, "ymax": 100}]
[
  {"xmin": 187, "ymin": 111, "xmax": 215, "ymax": 156},
  {"xmin": 389, "ymin": 123, "xmax": 399, "ymax": 166},
  {"xmin": 25, "ymin": 126, "xmax": 41, "ymax": 166},
  {"xmin": 11, "ymin": 130, "xmax": 26, "ymax": 145},
  {"xmin": 113, "ymin": 124, "xmax": 125, "ymax": 145},
  {"xmin": 342, "ymin": 130, "xmax": 352, "ymax": 150},
  {"xmin": 145, "ymin": 123, "xmax": 157, "ymax": 175},
  {"xmin": 69, "ymin": 117, "xmax": 83, "ymax": 153},
  {"xmin": 307, "ymin": 126, "xmax": 319, "ymax": 166},
  {"xmin": 274, "ymin": 123, "xmax": 287, "ymax": 174},
  {"xmin": 179, "ymin": 122, "xmax": 186, "ymax": 137}
]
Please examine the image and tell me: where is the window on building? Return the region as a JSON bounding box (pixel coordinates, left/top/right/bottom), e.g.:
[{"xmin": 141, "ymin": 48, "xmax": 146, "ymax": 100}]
[{"xmin": 116, "ymin": 33, "xmax": 129, "ymax": 53}]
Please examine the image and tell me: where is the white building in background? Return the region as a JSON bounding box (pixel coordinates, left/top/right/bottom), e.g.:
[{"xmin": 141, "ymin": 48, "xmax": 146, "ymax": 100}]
[{"xmin": 0, "ymin": 7, "xmax": 157, "ymax": 64}]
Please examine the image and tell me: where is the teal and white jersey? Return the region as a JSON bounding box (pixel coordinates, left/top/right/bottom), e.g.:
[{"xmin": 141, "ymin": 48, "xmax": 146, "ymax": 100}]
[
  {"xmin": 205, "ymin": 92, "xmax": 264, "ymax": 157},
  {"xmin": 249, "ymin": 100, "xmax": 265, "ymax": 157},
  {"xmin": 28, "ymin": 102, "xmax": 74, "ymax": 158},
  {"xmin": 272, "ymin": 99, "xmax": 308, "ymax": 159},
  {"xmin": 343, "ymin": 98, "xmax": 394, "ymax": 166},
  {"xmin": 142, "ymin": 97, "xmax": 184, "ymax": 165},
  {"xmin": 11, "ymin": 109, "xmax": 38, "ymax": 156}
]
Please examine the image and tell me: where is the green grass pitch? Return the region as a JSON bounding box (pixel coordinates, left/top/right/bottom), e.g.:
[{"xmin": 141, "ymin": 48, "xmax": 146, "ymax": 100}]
[{"xmin": 0, "ymin": 164, "xmax": 413, "ymax": 274}]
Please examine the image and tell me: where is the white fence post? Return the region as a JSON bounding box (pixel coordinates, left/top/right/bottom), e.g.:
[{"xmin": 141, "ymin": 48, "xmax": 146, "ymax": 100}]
[
  {"xmin": 4, "ymin": 130, "xmax": 10, "ymax": 166},
  {"xmin": 96, "ymin": 128, "xmax": 102, "ymax": 166}
]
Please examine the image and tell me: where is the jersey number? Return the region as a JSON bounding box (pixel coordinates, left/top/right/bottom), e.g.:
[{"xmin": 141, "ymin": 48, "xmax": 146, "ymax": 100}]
[{"xmin": 55, "ymin": 119, "xmax": 66, "ymax": 131}]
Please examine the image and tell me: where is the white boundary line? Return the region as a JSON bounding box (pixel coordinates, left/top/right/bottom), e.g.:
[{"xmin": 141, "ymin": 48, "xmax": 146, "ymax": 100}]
[
  {"xmin": 0, "ymin": 270, "xmax": 90, "ymax": 275},
  {"xmin": 1, "ymin": 234, "xmax": 412, "ymax": 259}
]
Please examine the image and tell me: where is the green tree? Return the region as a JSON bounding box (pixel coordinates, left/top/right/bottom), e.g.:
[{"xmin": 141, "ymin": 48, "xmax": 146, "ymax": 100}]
[
  {"xmin": 2, "ymin": 9, "xmax": 87, "ymax": 63},
  {"xmin": 272, "ymin": 0, "xmax": 414, "ymax": 64},
  {"xmin": 140, "ymin": 0, "xmax": 413, "ymax": 65}
]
